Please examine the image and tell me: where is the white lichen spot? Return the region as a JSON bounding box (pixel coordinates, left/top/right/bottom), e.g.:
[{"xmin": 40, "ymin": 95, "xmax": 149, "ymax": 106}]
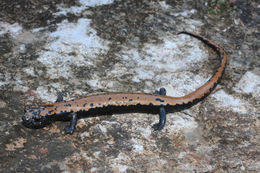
[
  {"xmin": 0, "ymin": 81, "xmax": 8, "ymax": 86},
  {"xmin": 136, "ymin": 127, "xmax": 152, "ymax": 139},
  {"xmin": 36, "ymin": 86, "xmax": 57, "ymax": 102},
  {"xmin": 164, "ymin": 71, "xmax": 209, "ymax": 97},
  {"xmin": 131, "ymin": 138, "xmax": 144, "ymax": 153},
  {"xmin": 111, "ymin": 164, "xmax": 129, "ymax": 172},
  {"xmin": 38, "ymin": 19, "xmax": 110, "ymax": 79},
  {"xmin": 23, "ymin": 67, "xmax": 36, "ymax": 77},
  {"xmin": 177, "ymin": 151, "xmax": 186, "ymax": 159},
  {"xmin": 90, "ymin": 168, "xmax": 98, "ymax": 172},
  {"xmin": 97, "ymin": 124, "xmax": 107, "ymax": 134},
  {"xmin": 114, "ymin": 153, "xmax": 130, "ymax": 162},
  {"xmin": 80, "ymin": 131, "xmax": 90, "ymax": 140},
  {"xmin": 93, "ymin": 151, "xmax": 101, "ymax": 158},
  {"xmin": 0, "ymin": 22, "xmax": 23, "ymax": 36},
  {"xmin": 213, "ymin": 90, "xmax": 249, "ymax": 114},
  {"xmin": 55, "ymin": 5, "xmax": 87, "ymax": 16},
  {"xmin": 0, "ymin": 100, "xmax": 7, "ymax": 108},
  {"xmin": 15, "ymin": 31, "xmax": 37, "ymax": 44},
  {"xmin": 13, "ymin": 44, "xmax": 26, "ymax": 54},
  {"xmin": 87, "ymin": 79, "xmax": 104, "ymax": 89},
  {"xmin": 158, "ymin": 1, "xmax": 171, "ymax": 9},
  {"xmin": 13, "ymin": 84, "xmax": 29, "ymax": 93},
  {"xmin": 79, "ymin": 0, "xmax": 114, "ymax": 7},
  {"xmin": 49, "ymin": 82, "xmax": 65, "ymax": 91},
  {"xmin": 234, "ymin": 71, "xmax": 260, "ymax": 98},
  {"xmin": 113, "ymin": 33, "xmax": 209, "ymax": 96},
  {"xmin": 167, "ymin": 113, "xmax": 198, "ymax": 133},
  {"xmin": 57, "ymin": 162, "xmax": 67, "ymax": 172},
  {"xmin": 117, "ymin": 165, "xmax": 128, "ymax": 172},
  {"xmin": 173, "ymin": 9, "xmax": 197, "ymax": 17},
  {"xmin": 181, "ymin": 19, "xmax": 204, "ymax": 31},
  {"xmin": 109, "ymin": 153, "xmax": 130, "ymax": 172},
  {"xmin": 55, "ymin": 0, "xmax": 114, "ymax": 16}
]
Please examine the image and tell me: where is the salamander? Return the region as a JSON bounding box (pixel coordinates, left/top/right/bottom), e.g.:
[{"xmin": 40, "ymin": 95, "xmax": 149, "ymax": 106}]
[{"xmin": 22, "ymin": 31, "xmax": 227, "ymax": 134}]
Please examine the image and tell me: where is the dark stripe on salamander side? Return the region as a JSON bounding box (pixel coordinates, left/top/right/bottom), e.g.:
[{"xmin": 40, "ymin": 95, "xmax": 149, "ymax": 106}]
[{"xmin": 25, "ymin": 32, "xmax": 227, "ymax": 128}]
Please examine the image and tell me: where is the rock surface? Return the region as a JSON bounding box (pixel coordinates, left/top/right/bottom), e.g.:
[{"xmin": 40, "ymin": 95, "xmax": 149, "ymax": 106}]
[{"xmin": 0, "ymin": 0, "xmax": 259, "ymax": 172}]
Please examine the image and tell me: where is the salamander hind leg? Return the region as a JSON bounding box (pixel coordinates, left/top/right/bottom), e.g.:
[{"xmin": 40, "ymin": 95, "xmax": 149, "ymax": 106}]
[
  {"xmin": 154, "ymin": 87, "xmax": 166, "ymax": 95},
  {"xmin": 65, "ymin": 112, "xmax": 78, "ymax": 134},
  {"xmin": 152, "ymin": 107, "xmax": 166, "ymax": 130},
  {"xmin": 152, "ymin": 88, "xmax": 167, "ymax": 130}
]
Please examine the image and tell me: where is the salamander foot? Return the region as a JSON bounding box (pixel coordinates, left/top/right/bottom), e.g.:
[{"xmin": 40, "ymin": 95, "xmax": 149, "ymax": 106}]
[
  {"xmin": 153, "ymin": 88, "xmax": 167, "ymax": 130},
  {"xmin": 65, "ymin": 112, "xmax": 78, "ymax": 134}
]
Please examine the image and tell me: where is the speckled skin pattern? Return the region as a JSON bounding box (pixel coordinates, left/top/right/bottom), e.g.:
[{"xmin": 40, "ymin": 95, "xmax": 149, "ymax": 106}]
[{"xmin": 22, "ymin": 32, "xmax": 227, "ymax": 134}]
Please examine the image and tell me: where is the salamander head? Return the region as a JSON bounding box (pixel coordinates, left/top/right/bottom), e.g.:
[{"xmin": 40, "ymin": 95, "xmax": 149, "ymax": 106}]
[{"xmin": 22, "ymin": 106, "xmax": 50, "ymax": 128}]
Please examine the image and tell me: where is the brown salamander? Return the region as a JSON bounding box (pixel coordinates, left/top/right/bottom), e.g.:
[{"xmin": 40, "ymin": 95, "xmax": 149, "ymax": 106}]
[{"xmin": 22, "ymin": 31, "xmax": 227, "ymax": 134}]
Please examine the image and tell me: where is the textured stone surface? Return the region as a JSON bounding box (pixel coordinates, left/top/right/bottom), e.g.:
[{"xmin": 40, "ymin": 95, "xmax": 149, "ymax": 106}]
[{"xmin": 0, "ymin": 0, "xmax": 259, "ymax": 172}]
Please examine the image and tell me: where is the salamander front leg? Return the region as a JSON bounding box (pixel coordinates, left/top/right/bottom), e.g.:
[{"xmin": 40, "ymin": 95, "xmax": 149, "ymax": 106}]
[
  {"xmin": 56, "ymin": 92, "xmax": 63, "ymax": 102},
  {"xmin": 65, "ymin": 112, "xmax": 78, "ymax": 134},
  {"xmin": 153, "ymin": 88, "xmax": 167, "ymax": 130}
]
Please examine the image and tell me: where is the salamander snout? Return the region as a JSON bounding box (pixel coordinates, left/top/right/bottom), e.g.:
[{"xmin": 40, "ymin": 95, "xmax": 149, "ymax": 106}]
[{"xmin": 22, "ymin": 106, "xmax": 47, "ymax": 127}]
